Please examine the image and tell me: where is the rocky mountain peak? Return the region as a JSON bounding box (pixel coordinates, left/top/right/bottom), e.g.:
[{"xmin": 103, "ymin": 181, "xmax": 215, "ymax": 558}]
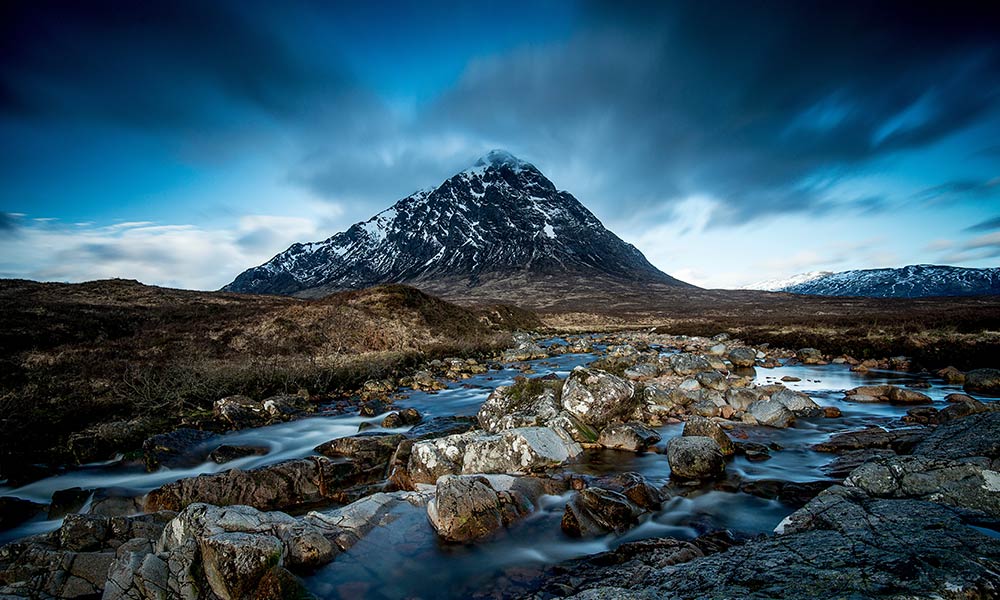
[{"xmin": 224, "ymin": 151, "xmax": 691, "ymax": 297}]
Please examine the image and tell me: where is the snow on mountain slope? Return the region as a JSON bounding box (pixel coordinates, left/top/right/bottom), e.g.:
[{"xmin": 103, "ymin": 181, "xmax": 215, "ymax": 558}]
[
  {"xmin": 746, "ymin": 264, "xmax": 1000, "ymax": 298},
  {"xmin": 743, "ymin": 271, "xmax": 833, "ymax": 291},
  {"xmin": 224, "ymin": 150, "xmax": 690, "ymax": 296}
]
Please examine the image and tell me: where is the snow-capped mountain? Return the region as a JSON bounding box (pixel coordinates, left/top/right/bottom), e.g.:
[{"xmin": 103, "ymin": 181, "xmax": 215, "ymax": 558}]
[
  {"xmin": 746, "ymin": 264, "xmax": 1000, "ymax": 298},
  {"xmin": 742, "ymin": 271, "xmax": 833, "ymax": 291},
  {"xmin": 224, "ymin": 150, "xmax": 689, "ymax": 296}
]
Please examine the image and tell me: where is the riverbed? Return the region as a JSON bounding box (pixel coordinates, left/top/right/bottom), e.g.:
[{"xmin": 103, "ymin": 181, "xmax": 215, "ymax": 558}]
[{"xmin": 0, "ymin": 337, "xmax": 976, "ymax": 599}]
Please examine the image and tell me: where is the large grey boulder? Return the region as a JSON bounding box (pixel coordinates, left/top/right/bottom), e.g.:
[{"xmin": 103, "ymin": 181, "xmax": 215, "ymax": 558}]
[
  {"xmin": 407, "ymin": 431, "xmax": 484, "ymax": 485},
  {"xmin": 477, "ymin": 379, "xmax": 561, "ymax": 433},
  {"xmin": 667, "ymin": 436, "xmax": 725, "ymax": 480},
  {"xmin": 597, "ymin": 422, "xmax": 661, "ymax": 452},
  {"xmin": 561, "ymin": 367, "xmax": 636, "ymax": 429},
  {"xmin": 463, "ymin": 427, "xmax": 583, "ymax": 475},
  {"xmin": 727, "ymin": 347, "xmax": 757, "ymax": 368},
  {"xmin": 746, "ymin": 399, "xmax": 795, "ymax": 428},
  {"xmin": 303, "ymin": 490, "xmax": 431, "ymax": 552},
  {"xmin": 771, "ymin": 388, "xmax": 822, "ymax": 416},
  {"xmin": 426, "ymin": 475, "xmax": 533, "ymax": 542},
  {"xmin": 843, "ymin": 384, "xmax": 931, "ymax": 404}
]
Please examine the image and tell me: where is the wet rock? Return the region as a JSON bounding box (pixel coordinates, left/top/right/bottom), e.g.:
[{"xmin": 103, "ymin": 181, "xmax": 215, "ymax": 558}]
[
  {"xmin": 735, "ymin": 441, "xmax": 771, "ymax": 461},
  {"xmin": 314, "ymin": 432, "xmax": 405, "ymax": 468},
  {"xmin": 667, "ymin": 436, "xmax": 725, "ymax": 480},
  {"xmin": 780, "ymin": 375, "xmax": 801, "ymax": 382},
  {"xmin": 796, "ymin": 347, "xmax": 824, "ymax": 364},
  {"xmin": 682, "ymin": 416, "xmax": 734, "ymax": 456},
  {"xmin": 48, "ymin": 488, "xmax": 92, "ymax": 520},
  {"xmin": 477, "ymin": 378, "xmax": 561, "ymax": 433},
  {"xmin": 845, "ymin": 454, "xmax": 1000, "ymax": 517},
  {"xmin": 668, "ymin": 353, "xmax": 713, "ymax": 376},
  {"xmin": 695, "ymin": 370, "xmax": 728, "ymax": 392},
  {"xmin": 561, "ymin": 367, "xmax": 636, "ymax": 429},
  {"xmin": 408, "ymin": 370, "xmax": 445, "ymax": 391},
  {"xmin": 561, "ymin": 487, "xmax": 641, "ymax": 537},
  {"xmin": 727, "ymin": 347, "xmax": 756, "ymax": 368},
  {"xmin": 463, "ymin": 427, "xmax": 583, "ymax": 475},
  {"xmin": 142, "ymin": 428, "xmax": 219, "ymax": 471},
  {"xmin": 821, "ymin": 448, "xmax": 896, "ymax": 479},
  {"xmin": 381, "ymin": 407, "xmax": 422, "ymax": 429},
  {"xmin": 199, "ymin": 532, "xmax": 285, "ymax": 599},
  {"xmin": 209, "ymin": 444, "xmax": 269, "ymax": 464},
  {"xmin": 426, "ymin": 475, "xmax": 532, "ymax": 542},
  {"xmin": 724, "ymin": 388, "xmax": 759, "ymax": 412},
  {"xmin": 546, "ymin": 411, "xmax": 600, "ymax": 444},
  {"xmin": 903, "ymin": 405, "xmax": 939, "ymax": 425},
  {"xmin": 623, "ymin": 363, "xmax": 659, "ymax": 381},
  {"xmin": 843, "ymin": 384, "xmax": 931, "ymax": 404},
  {"xmin": 939, "ymin": 395, "xmax": 988, "ymax": 422},
  {"xmin": 812, "ymin": 426, "xmax": 928, "ymax": 453},
  {"xmin": 145, "ymin": 456, "xmax": 385, "ymax": 512},
  {"xmin": 937, "ymin": 366, "xmax": 965, "ymax": 383},
  {"xmin": 1, "ymin": 512, "xmax": 174, "ymax": 599},
  {"xmin": 406, "ymin": 431, "xmax": 484, "ymax": 485},
  {"xmin": 746, "ymin": 399, "xmax": 795, "ymax": 428},
  {"xmin": 964, "ymin": 368, "xmax": 1000, "ymax": 395},
  {"xmin": 213, "ymin": 395, "xmax": 269, "ymax": 429},
  {"xmin": 913, "ymin": 410, "xmax": 1000, "ymax": 460},
  {"xmin": 597, "ymin": 422, "xmax": 661, "ymax": 452},
  {"xmin": 0, "ymin": 497, "xmax": 45, "ymax": 531},
  {"xmin": 87, "ymin": 488, "xmax": 144, "ymax": 517},
  {"xmin": 771, "ymin": 388, "xmax": 822, "ymax": 417},
  {"xmin": 358, "ymin": 398, "xmax": 389, "ymax": 417},
  {"xmin": 303, "ymin": 490, "xmax": 432, "ymax": 557},
  {"xmin": 404, "ymin": 415, "xmax": 477, "ymax": 440},
  {"xmin": 739, "ymin": 479, "xmax": 833, "ymax": 508}
]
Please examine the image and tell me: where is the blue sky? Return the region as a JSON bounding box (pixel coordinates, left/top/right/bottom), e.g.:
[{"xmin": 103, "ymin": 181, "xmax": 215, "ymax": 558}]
[{"xmin": 1, "ymin": 0, "xmax": 999, "ymax": 289}]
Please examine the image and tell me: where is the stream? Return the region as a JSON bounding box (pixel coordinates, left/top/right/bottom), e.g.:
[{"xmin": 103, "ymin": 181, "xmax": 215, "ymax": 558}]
[{"xmin": 0, "ymin": 337, "xmax": 977, "ymax": 598}]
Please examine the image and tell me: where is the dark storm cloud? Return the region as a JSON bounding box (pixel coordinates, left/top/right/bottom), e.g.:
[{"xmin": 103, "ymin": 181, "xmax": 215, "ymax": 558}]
[
  {"xmin": 424, "ymin": 0, "xmax": 1000, "ymax": 224},
  {"xmin": 0, "ymin": 0, "xmax": 351, "ymax": 130}
]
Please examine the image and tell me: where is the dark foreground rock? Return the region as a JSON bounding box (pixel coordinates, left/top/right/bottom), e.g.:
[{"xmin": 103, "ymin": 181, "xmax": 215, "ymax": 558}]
[{"xmin": 145, "ymin": 456, "xmax": 386, "ymax": 512}]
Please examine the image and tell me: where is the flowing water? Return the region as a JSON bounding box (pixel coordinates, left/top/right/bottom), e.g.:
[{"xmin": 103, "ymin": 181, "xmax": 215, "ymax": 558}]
[{"xmin": 0, "ymin": 339, "xmax": 979, "ymax": 598}]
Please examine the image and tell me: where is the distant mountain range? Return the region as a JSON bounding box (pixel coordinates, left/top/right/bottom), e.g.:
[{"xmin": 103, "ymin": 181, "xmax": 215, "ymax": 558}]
[
  {"xmin": 745, "ymin": 264, "xmax": 1000, "ymax": 298},
  {"xmin": 224, "ymin": 150, "xmax": 691, "ymax": 298}
]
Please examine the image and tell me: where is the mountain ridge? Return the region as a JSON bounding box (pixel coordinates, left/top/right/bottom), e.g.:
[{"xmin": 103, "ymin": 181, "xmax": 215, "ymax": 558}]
[
  {"xmin": 224, "ymin": 150, "xmax": 690, "ymax": 297},
  {"xmin": 745, "ymin": 264, "xmax": 1000, "ymax": 298}
]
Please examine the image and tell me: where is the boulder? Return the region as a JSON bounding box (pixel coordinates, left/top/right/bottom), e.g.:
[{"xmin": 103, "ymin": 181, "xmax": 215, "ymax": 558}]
[
  {"xmin": 623, "ymin": 363, "xmax": 660, "ymax": 381},
  {"xmin": 561, "ymin": 488, "xmax": 640, "ymax": 537},
  {"xmin": 560, "ymin": 367, "xmax": 636, "ymax": 429},
  {"xmin": 812, "ymin": 426, "xmax": 928, "ymax": 454},
  {"xmin": 462, "ymin": 427, "xmax": 583, "ymax": 475},
  {"xmin": 426, "ymin": 475, "xmax": 533, "ymax": 542},
  {"xmin": 142, "ymin": 428, "xmax": 220, "ymax": 471},
  {"xmin": 746, "ymin": 399, "xmax": 795, "ymax": 428},
  {"xmin": 477, "ymin": 378, "xmax": 561, "ymax": 433},
  {"xmin": 406, "ymin": 431, "xmax": 484, "ymax": 485},
  {"xmin": 771, "ymin": 388, "xmax": 822, "ymax": 416},
  {"xmin": 314, "ymin": 432, "xmax": 405, "ymax": 468},
  {"xmin": 381, "ymin": 407, "xmax": 422, "ymax": 429},
  {"xmin": 145, "ymin": 456, "xmax": 385, "ymax": 512},
  {"xmin": 796, "ymin": 348, "xmax": 824, "ymax": 364},
  {"xmin": 964, "ymin": 368, "xmax": 1000, "ymax": 395},
  {"xmin": 937, "ymin": 366, "xmax": 965, "ymax": 383},
  {"xmin": 843, "ymin": 384, "xmax": 931, "ymax": 404},
  {"xmin": 912, "ymin": 410, "xmax": 1000, "ymax": 461},
  {"xmin": 668, "ymin": 353, "xmax": 713, "ymax": 376},
  {"xmin": 303, "ymin": 490, "xmax": 432, "ymax": 552},
  {"xmin": 682, "ymin": 416, "xmax": 734, "ymax": 456},
  {"xmin": 597, "ymin": 422, "xmax": 662, "ymax": 452},
  {"xmin": 667, "ymin": 436, "xmax": 725, "ymax": 480},
  {"xmin": 727, "ymin": 347, "xmax": 756, "ymax": 368}
]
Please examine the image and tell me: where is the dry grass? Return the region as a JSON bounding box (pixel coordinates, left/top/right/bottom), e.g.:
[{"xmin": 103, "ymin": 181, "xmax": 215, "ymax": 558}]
[{"xmin": 0, "ymin": 280, "xmax": 518, "ymax": 478}]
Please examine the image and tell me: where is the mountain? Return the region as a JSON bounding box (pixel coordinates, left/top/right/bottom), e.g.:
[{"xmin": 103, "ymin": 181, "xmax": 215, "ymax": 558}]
[
  {"xmin": 742, "ymin": 271, "xmax": 833, "ymax": 292},
  {"xmin": 224, "ymin": 150, "xmax": 690, "ymax": 298},
  {"xmin": 746, "ymin": 264, "xmax": 1000, "ymax": 298}
]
